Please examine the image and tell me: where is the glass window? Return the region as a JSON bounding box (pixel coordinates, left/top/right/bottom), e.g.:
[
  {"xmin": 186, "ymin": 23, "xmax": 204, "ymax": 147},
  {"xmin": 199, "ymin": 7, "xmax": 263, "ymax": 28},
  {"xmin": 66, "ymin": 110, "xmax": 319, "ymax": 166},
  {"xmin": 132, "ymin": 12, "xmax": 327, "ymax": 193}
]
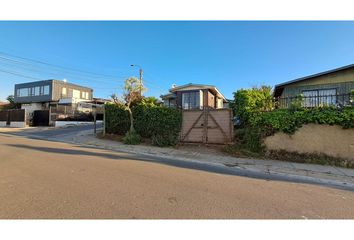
[
  {"xmin": 303, "ymin": 88, "xmax": 336, "ymax": 107},
  {"xmin": 62, "ymin": 87, "xmax": 67, "ymax": 95},
  {"xmin": 43, "ymin": 85, "xmax": 50, "ymax": 95},
  {"xmin": 34, "ymin": 86, "xmax": 40, "ymax": 96},
  {"xmin": 73, "ymin": 89, "xmax": 80, "ymax": 98},
  {"xmin": 19, "ymin": 88, "xmax": 29, "ymax": 97},
  {"xmin": 182, "ymin": 92, "xmax": 199, "ymax": 109}
]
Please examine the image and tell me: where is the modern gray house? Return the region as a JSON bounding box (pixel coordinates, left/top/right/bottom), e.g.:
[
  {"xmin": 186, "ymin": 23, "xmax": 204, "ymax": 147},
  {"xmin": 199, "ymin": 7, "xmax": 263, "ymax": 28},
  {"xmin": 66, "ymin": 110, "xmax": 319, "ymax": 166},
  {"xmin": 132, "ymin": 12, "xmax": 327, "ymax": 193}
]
[{"xmin": 14, "ymin": 79, "xmax": 93, "ymax": 125}]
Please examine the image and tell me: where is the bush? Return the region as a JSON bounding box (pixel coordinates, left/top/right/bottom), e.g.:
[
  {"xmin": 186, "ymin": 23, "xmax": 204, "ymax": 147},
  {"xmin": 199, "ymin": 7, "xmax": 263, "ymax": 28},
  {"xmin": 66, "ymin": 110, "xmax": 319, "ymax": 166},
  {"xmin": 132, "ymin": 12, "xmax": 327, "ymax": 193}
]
[
  {"xmin": 232, "ymin": 86, "xmax": 273, "ymax": 126},
  {"xmin": 105, "ymin": 103, "xmax": 182, "ymax": 146},
  {"xmin": 250, "ymin": 106, "xmax": 354, "ymax": 134},
  {"xmin": 122, "ymin": 129, "xmax": 141, "ymax": 145},
  {"xmin": 105, "ymin": 104, "xmax": 130, "ymax": 135}
]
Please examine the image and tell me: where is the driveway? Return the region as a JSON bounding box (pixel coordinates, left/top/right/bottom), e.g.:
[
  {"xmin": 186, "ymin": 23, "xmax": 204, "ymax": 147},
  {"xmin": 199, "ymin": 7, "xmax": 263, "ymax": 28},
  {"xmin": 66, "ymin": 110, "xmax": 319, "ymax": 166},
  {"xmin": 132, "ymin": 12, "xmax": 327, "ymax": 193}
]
[
  {"xmin": 0, "ymin": 133, "xmax": 354, "ymax": 219},
  {"xmin": 0, "ymin": 123, "xmax": 101, "ymax": 142}
]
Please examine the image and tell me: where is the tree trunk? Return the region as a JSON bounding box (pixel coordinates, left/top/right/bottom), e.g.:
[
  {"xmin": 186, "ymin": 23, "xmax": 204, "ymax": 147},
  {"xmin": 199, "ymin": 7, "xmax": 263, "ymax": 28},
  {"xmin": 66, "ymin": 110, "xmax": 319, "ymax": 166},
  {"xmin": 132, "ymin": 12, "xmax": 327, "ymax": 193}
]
[{"xmin": 127, "ymin": 108, "xmax": 134, "ymax": 132}]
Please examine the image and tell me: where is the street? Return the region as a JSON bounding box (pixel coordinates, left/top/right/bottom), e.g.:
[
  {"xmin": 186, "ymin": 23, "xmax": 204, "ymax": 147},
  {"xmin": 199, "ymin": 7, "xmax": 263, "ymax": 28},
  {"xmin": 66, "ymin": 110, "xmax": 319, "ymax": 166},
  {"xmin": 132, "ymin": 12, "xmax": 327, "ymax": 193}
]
[{"xmin": 1, "ymin": 133, "xmax": 354, "ymax": 219}]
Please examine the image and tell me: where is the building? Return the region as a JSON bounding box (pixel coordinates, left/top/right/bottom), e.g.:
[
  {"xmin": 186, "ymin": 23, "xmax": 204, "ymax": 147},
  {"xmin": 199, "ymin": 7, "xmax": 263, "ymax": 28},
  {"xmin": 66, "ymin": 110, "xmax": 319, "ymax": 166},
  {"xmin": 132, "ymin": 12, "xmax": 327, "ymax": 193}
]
[
  {"xmin": 14, "ymin": 79, "xmax": 93, "ymax": 125},
  {"xmin": 273, "ymin": 64, "xmax": 354, "ymax": 107},
  {"xmin": 160, "ymin": 83, "xmax": 228, "ymax": 109}
]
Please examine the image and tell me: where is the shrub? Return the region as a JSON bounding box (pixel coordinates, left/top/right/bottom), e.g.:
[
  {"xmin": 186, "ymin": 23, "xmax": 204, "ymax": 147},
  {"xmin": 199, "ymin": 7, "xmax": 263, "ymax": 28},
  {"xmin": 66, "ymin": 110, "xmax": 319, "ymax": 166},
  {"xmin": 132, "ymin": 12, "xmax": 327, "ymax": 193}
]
[
  {"xmin": 104, "ymin": 104, "xmax": 130, "ymax": 135},
  {"xmin": 232, "ymin": 86, "xmax": 273, "ymax": 126},
  {"xmin": 105, "ymin": 103, "xmax": 182, "ymax": 146},
  {"xmin": 122, "ymin": 129, "xmax": 141, "ymax": 145}
]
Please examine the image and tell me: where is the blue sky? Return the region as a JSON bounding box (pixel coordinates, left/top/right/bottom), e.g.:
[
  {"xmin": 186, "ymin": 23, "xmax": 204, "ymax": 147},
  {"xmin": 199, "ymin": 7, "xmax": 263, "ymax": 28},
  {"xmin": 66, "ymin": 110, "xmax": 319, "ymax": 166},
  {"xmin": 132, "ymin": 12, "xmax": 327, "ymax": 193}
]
[{"xmin": 0, "ymin": 21, "xmax": 353, "ymax": 101}]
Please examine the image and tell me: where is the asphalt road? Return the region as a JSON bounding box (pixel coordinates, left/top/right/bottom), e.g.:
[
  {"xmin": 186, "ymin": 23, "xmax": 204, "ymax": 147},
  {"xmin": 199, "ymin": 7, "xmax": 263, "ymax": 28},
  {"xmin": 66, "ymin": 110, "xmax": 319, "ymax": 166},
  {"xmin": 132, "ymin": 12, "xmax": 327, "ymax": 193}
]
[
  {"xmin": 1, "ymin": 134, "xmax": 354, "ymax": 219},
  {"xmin": 2, "ymin": 125, "xmax": 354, "ymax": 192},
  {"xmin": 7, "ymin": 124, "xmax": 101, "ymax": 140}
]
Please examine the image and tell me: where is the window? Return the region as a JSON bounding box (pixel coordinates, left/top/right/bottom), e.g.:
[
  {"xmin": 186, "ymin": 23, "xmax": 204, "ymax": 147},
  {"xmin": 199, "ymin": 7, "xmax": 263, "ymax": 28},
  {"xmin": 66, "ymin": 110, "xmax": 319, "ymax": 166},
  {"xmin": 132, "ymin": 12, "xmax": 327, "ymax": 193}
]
[
  {"xmin": 303, "ymin": 88, "xmax": 336, "ymax": 107},
  {"xmin": 43, "ymin": 85, "xmax": 50, "ymax": 95},
  {"xmin": 34, "ymin": 86, "xmax": 40, "ymax": 96},
  {"xmin": 73, "ymin": 89, "xmax": 80, "ymax": 99},
  {"xmin": 62, "ymin": 87, "xmax": 67, "ymax": 96},
  {"xmin": 81, "ymin": 91, "xmax": 89, "ymax": 99},
  {"xmin": 182, "ymin": 92, "xmax": 199, "ymax": 109},
  {"xmin": 19, "ymin": 88, "xmax": 29, "ymax": 97}
]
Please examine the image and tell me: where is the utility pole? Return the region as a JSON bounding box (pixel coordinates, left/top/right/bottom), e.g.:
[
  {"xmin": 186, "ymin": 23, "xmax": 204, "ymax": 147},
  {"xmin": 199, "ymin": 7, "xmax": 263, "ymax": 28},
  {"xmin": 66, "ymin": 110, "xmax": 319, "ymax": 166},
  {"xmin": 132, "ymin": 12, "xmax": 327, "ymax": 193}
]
[
  {"xmin": 139, "ymin": 67, "xmax": 143, "ymax": 97},
  {"xmin": 131, "ymin": 64, "xmax": 143, "ymax": 97}
]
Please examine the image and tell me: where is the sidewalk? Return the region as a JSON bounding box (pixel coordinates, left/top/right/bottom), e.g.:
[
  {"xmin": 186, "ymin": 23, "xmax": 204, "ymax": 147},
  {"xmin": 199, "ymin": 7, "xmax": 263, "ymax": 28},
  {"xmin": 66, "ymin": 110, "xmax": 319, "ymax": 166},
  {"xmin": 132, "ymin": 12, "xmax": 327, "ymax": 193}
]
[{"xmin": 72, "ymin": 131, "xmax": 354, "ymax": 190}]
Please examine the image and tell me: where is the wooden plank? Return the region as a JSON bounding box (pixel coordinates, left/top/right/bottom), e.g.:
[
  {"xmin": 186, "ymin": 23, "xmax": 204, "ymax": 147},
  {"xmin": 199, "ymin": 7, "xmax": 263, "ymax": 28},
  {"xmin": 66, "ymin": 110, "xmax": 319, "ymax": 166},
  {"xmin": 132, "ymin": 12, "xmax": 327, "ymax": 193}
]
[
  {"xmin": 181, "ymin": 111, "xmax": 204, "ymax": 141},
  {"xmin": 208, "ymin": 112, "xmax": 229, "ymax": 142}
]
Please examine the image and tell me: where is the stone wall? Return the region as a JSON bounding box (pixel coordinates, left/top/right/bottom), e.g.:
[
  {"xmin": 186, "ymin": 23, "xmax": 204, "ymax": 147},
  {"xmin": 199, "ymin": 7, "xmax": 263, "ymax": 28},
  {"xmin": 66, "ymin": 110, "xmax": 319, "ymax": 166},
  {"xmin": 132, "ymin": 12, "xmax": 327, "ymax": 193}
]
[{"xmin": 264, "ymin": 124, "xmax": 354, "ymax": 160}]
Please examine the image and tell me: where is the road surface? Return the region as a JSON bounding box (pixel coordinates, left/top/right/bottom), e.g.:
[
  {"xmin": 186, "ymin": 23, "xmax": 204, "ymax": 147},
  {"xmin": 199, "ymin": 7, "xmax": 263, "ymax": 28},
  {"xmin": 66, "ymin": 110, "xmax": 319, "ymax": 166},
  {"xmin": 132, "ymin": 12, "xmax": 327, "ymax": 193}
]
[{"xmin": 1, "ymin": 133, "xmax": 354, "ymax": 219}]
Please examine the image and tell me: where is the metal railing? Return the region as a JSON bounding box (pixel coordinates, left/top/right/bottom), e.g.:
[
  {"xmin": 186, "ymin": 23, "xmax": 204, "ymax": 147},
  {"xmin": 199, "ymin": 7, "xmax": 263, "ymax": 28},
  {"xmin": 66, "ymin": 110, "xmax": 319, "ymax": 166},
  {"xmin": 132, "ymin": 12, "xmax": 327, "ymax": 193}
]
[{"xmin": 274, "ymin": 93, "xmax": 353, "ymax": 109}]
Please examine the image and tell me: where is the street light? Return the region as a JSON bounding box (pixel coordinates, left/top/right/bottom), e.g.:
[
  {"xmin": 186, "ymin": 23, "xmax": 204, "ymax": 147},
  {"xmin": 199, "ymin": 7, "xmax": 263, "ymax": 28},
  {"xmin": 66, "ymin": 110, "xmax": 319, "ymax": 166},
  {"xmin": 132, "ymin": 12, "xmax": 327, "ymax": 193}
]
[{"xmin": 130, "ymin": 64, "xmax": 143, "ymax": 96}]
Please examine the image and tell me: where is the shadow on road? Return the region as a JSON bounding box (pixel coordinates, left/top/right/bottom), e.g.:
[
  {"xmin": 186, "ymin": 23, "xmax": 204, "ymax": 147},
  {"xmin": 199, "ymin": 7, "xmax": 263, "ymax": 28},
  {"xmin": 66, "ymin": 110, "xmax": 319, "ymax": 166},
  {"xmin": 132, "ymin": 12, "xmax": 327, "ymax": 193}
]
[{"xmin": 4, "ymin": 143, "xmax": 354, "ymax": 192}]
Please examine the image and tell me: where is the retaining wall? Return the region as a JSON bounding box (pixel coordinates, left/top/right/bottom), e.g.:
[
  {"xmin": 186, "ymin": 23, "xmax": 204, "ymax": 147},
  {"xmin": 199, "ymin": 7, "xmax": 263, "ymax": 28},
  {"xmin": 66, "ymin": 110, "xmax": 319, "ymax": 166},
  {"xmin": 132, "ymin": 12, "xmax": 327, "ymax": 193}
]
[{"xmin": 264, "ymin": 124, "xmax": 354, "ymax": 160}]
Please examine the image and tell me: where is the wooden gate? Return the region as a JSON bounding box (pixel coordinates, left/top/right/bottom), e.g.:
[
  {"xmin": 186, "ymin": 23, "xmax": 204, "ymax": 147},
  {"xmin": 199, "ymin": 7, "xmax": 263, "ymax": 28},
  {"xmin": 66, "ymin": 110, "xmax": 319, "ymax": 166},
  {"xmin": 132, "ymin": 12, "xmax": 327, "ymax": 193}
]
[
  {"xmin": 33, "ymin": 110, "xmax": 50, "ymax": 126},
  {"xmin": 181, "ymin": 108, "xmax": 233, "ymax": 144}
]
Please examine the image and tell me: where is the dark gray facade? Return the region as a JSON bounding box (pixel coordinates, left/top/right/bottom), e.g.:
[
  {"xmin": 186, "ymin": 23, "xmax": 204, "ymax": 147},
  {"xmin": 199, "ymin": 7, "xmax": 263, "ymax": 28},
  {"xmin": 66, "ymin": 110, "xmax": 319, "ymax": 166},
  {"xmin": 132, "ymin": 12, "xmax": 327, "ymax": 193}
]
[{"xmin": 14, "ymin": 79, "xmax": 93, "ymax": 103}]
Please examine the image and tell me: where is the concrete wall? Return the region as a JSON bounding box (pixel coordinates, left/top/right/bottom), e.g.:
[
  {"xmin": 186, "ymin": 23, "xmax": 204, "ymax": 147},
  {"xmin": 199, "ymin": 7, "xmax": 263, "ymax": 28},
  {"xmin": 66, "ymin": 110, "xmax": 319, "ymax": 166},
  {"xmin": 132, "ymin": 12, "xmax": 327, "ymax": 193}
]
[
  {"xmin": 0, "ymin": 121, "xmax": 7, "ymax": 127},
  {"xmin": 54, "ymin": 120, "xmax": 102, "ymax": 127},
  {"xmin": 10, "ymin": 122, "xmax": 26, "ymax": 128},
  {"xmin": 264, "ymin": 124, "xmax": 354, "ymax": 160}
]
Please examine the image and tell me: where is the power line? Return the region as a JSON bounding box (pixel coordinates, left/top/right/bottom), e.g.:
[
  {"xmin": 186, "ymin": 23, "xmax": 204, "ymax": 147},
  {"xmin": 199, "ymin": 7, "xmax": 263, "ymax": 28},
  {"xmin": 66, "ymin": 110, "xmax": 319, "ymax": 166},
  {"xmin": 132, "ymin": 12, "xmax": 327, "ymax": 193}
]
[
  {"xmin": 0, "ymin": 57, "xmax": 129, "ymax": 85},
  {"xmin": 0, "ymin": 68, "xmax": 41, "ymax": 81},
  {"xmin": 0, "ymin": 51, "xmax": 128, "ymax": 80}
]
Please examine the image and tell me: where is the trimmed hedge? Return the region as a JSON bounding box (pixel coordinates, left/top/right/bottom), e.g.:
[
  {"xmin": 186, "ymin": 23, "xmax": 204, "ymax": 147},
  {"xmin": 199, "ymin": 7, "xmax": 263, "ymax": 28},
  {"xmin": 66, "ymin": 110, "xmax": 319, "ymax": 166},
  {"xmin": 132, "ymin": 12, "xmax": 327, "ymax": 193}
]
[
  {"xmin": 105, "ymin": 104, "xmax": 130, "ymax": 135},
  {"xmin": 250, "ymin": 106, "xmax": 354, "ymax": 134},
  {"xmin": 105, "ymin": 103, "xmax": 182, "ymax": 146}
]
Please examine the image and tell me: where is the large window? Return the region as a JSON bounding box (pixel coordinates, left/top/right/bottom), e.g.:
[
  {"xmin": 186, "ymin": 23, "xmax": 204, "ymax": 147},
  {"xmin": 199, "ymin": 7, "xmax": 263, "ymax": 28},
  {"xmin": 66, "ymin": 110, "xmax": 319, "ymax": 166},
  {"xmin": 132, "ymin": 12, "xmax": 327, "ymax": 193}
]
[
  {"xmin": 18, "ymin": 88, "xmax": 29, "ymax": 97},
  {"xmin": 182, "ymin": 92, "xmax": 199, "ymax": 109},
  {"xmin": 303, "ymin": 88, "xmax": 337, "ymax": 107},
  {"xmin": 16, "ymin": 85, "xmax": 50, "ymax": 97}
]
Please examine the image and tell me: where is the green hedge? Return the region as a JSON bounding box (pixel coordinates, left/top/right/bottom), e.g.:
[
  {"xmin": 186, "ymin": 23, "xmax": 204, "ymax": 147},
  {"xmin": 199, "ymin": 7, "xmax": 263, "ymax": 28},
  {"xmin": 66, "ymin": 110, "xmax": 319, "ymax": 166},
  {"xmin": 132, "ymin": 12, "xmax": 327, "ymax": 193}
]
[
  {"xmin": 105, "ymin": 103, "xmax": 182, "ymax": 146},
  {"xmin": 235, "ymin": 106, "xmax": 354, "ymax": 153},
  {"xmin": 250, "ymin": 106, "xmax": 354, "ymax": 134},
  {"xmin": 105, "ymin": 104, "xmax": 130, "ymax": 135}
]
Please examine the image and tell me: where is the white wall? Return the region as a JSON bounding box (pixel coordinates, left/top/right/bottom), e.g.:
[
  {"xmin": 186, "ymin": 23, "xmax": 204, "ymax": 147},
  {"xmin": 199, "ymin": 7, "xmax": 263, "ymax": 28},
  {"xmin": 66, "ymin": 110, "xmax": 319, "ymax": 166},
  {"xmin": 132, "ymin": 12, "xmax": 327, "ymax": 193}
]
[
  {"xmin": 10, "ymin": 122, "xmax": 26, "ymax": 128},
  {"xmin": 0, "ymin": 121, "xmax": 7, "ymax": 127},
  {"xmin": 55, "ymin": 120, "xmax": 102, "ymax": 127}
]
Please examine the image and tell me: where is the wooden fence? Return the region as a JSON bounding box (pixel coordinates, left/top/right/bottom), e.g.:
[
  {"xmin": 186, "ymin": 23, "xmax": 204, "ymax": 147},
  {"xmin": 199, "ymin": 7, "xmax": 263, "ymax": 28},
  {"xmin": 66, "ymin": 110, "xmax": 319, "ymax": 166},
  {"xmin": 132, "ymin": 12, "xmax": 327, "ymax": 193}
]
[{"xmin": 181, "ymin": 108, "xmax": 233, "ymax": 144}]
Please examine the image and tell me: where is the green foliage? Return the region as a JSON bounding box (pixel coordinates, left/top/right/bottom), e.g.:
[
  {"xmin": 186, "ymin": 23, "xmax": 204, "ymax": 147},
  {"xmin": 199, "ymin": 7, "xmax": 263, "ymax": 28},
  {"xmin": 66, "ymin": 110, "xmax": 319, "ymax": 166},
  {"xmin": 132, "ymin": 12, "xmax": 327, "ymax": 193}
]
[
  {"xmin": 105, "ymin": 103, "xmax": 182, "ymax": 146},
  {"xmin": 122, "ymin": 129, "xmax": 141, "ymax": 145},
  {"xmin": 104, "ymin": 103, "xmax": 130, "ymax": 135},
  {"xmin": 233, "ymin": 85, "xmax": 273, "ymax": 125},
  {"xmin": 250, "ymin": 106, "xmax": 354, "ymax": 134},
  {"xmin": 2, "ymin": 95, "xmax": 21, "ymax": 110},
  {"xmin": 141, "ymin": 96, "xmax": 161, "ymax": 107}
]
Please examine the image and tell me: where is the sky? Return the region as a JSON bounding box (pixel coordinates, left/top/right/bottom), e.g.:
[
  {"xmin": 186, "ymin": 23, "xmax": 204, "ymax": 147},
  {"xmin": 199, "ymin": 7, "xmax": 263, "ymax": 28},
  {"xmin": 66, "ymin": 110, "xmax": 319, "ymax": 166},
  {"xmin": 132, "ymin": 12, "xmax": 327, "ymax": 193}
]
[{"xmin": 0, "ymin": 21, "xmax": 353, "ymax": 101}]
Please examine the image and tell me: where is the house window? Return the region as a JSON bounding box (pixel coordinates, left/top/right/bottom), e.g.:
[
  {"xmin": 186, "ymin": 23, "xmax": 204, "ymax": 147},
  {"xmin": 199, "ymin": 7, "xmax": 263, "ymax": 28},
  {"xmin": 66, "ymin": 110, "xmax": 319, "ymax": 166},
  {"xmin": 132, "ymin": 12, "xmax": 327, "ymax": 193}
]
[
  {"xmin": 62, "ymin": 87, "xmax": 67, "ymax": 96},
  {"xmin": 34, "ymin": 86, "xmax": 40, "ymax": 96},
  {"xmin": 182, "ymin": 92, "xmax": 199, "ymax": 109},
  {"xmin": 73, "ymin": 89, "xmax": 81, "ymax": 99},
  {"xmin": 303, "ymin": 88, "xmax": 336, "ymax": 107},
  {"xmin": 43, "ymin": 85, "xmax": 50, "ymax": 95},
  {"xmin": 18, "ymin": 88, "xmax": 29, "ymax": 97}
]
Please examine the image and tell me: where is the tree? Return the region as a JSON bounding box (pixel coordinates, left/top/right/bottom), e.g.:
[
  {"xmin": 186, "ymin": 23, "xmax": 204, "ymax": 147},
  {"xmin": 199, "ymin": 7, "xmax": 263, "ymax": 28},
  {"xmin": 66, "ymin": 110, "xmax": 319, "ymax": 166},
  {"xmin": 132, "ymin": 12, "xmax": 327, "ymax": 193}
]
[
  {"xmin": 233, "ymin": 85, "xmax": 273, "ymax": 126},
  {"xmin": 110, "ymin": 77, "xmax": 146, "ymax": 144},
  {"xmin": 141, "ymin": 96, "xmax": 161, "ymax": 107},
  {"xmin": 4, "ymin": 95, "xmax": 20, "ymax": 109},
  {"xmin": 123, "ymin": 77, "xmax": 146, "ymax": 132}
]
